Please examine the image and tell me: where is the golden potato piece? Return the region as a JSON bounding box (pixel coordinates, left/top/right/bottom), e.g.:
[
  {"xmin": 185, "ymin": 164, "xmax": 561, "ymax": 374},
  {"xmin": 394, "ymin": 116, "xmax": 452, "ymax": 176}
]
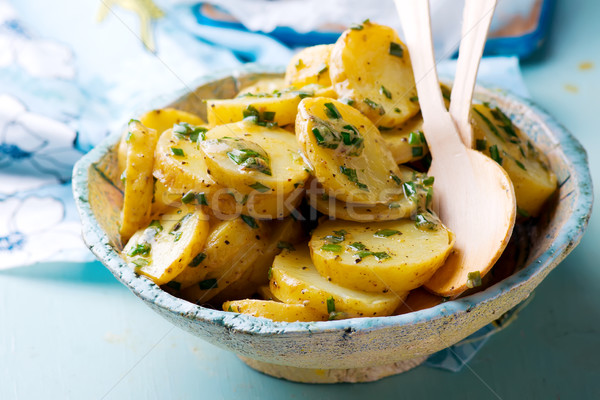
[
  {"xmin": 329, "ymin": 21, "xmax": 419, "ymax": 127},
  {"xmin": 123, "ymin": 207, "xmax": 209, "ymax": 285},
  {"xmin": 270, "ymin": 247, "xmax": 404, "ymax": 318},
  {"xmin": 380, "ymin": 114, "xmax": 428, "ymax": 164},
  {"xmin": 285, "ymin": 44, "xmax": 333, "ymax": 88},
  {"xmin": 309, "ymin": 219, "xmax": 454, "ymax": 294},
  {"xmin": 236, "ymin": 78, "xmax": 286, "ymax": 97},
  {"xmin": 296, "ymin": 97, "xmax": 403, "ymax": 205},
  {"xmin": 200, "ymin": 121, "xmax": 310, "ymax": 195},
  {"xmin": 140, "ymin": 108, "xmax": 205, "ymax": 135},
  {"xmin": 177, "ymin": 217, "xmax": 267, "ymax": 303},
  {"xmin": 223, "ymin": 299, "xmax": 328, "ymax": 322},
  {"xmin": 211, "ymin": 217, "xmax": 304, "ymax": 303},
  {"xmin": 120, "ymin": 120, "xmax": 158, "ymax": 241},
  {"xmin": 471, "ymin": 103, "xmax": 557, "ymax": 217}
]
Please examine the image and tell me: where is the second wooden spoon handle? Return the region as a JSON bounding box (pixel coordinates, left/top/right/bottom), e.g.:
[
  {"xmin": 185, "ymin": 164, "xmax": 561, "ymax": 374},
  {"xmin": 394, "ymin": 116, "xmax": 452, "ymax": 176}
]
[{"xmin": 449, "ymin": 0, "xmax": 497, "ymax": 148}]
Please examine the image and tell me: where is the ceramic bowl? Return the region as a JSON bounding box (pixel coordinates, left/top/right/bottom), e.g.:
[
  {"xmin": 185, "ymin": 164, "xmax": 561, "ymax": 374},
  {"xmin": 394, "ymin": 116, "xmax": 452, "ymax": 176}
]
[{"xmin": 73, "ymin": 66, "xmax": 593, "ymax": 383}]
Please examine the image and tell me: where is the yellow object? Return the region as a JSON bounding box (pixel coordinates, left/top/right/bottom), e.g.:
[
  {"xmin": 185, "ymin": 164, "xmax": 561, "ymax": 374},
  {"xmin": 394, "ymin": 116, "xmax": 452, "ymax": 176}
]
[
  {"xmin": 380, "ymin": 114, "xmax": 428, "ymax": 165},
  {"xmin": 236, "ymin": 78, "xmax": 286, "ymax": 97},
  {"xmin": 309, "ymin": 219, "xmax": 454, "ymax": 294},
  {"xmin": 471, "ymin": 103, "xmax": 557, "ymax": 217},
  {"xmin": 329, "ymin": 21, "xmax": 420, "ymax": 127},
  {"xmin": 223, "ymin": 299, "xmax": 328, "ymax": 322},
  {"xmin": 140, "ymin": 108, "xmax": 205, "ymax": 135},
  {"xmin": 123, "ymin": 207, "xmax": 209, "ymax": 285},
  {"xmin": 270, "ymin": 247, "xmax": 404, "ymax": 318},
  {"xmin": 120, "ymin": 120, "xmax": 158, "ymax": 241},
  {"xmin": 285, "ymin": 45, "xmax": 334, "ymax": 88},
  {"xmin": 296, "ymin": 97, "xmax": 402, "ymax": 205}
]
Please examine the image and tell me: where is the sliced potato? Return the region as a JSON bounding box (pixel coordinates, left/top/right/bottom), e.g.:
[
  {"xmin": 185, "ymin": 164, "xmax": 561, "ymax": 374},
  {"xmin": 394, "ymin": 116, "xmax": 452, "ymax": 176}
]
[
  {"xmin": 153, "ymin": 127, "xmax": 302, "ymax": 219},
  {"xmin": 471, "ymin": 103, "xmax": 557, "ymax": 217},
  {"xmin": 177, "ymin": 217, "xmax": 268, "ymax": 304},
  {"xmin": 329, "ymin": 21, "xmax": 419, "ymax": 127},
  {"xmin": 223, "ymin": 299, "xmax": 328, "ymax": 322},
  {"xmin": 236, "ymin": 78, "xmax": 286, "ymax": 97},
  {"xmin": 123, "ymin": 207, "xmax": 209, "ymax": 285},
  {"xmin": 381, "ymin": 114, "xmax": 428, "ymax": 165},
  {"xmin": 140, "ymin": 108, "xmax": 205, "ymax": 135},
  {"xmin": 211, "ymin": 217, "xmax": 304, "ymax": 303},
  {"xmin": 257, "ymin": 285, "xmax": 278, "ymax": 301},
  {"xmin": 270, "ymin": 247, "xmax": 404, "ymax": 318},
  {"xmin": 285, "ymin": 44, "xmax": 333, "ymax": 88},
  {"xmin": 309, "ymin": 166, "xmax": 426, "ymax": 221},
  {"xmin": 206, "ymin": 91, "xmax": 303, "ymax": 127},
  {"xmin": 200, "ymin": 120, "xmax": 310, "ymax": 195},
  {"xmin": 120, "ymin": 120, "xmax": 159, "ymax": 241},
  {"xmin": 296, "ymin": 97, "xmax": 403, "ymax": 205},
  {"xmin": 309, "ymin": 219, "xmax": 454, "ymax": 294}
]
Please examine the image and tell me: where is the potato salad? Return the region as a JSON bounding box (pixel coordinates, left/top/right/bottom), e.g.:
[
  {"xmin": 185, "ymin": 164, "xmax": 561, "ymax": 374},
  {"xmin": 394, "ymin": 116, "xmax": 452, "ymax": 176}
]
[{"xmin": 117, "ymin": 21, "xmax": 557, "ymax": 322}]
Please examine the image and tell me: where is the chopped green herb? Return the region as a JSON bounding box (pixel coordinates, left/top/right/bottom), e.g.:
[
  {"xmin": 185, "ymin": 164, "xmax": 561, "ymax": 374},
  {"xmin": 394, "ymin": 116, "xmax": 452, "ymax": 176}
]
[
  {"xmin": 409, "ymin": 131, "xmax": 421, "ymax": 145},
  {"xmin": 321, "ymin": 244, "xmax": 342, "ymax": 252},
  {"xmin": 389, "ymin": 42, "xmax": 404, "ymax": 58},
  {"xmin": 415, "ymin": 213, "xmax": 437, "ymax": 230},
  {"xmin": 390, "ymin": 173, "xmax": 402, "ymax": 186},
  {"xmin": 249, "ymin": 182, "xmax": 271, "ymax": 193},
  {"xmin": 267, "ymin": 267, "xmax": 273, "ymax": 280},
  {"xmin": 374, "ymin": 229, "xmax": 401, "ymax": 238},
  {"xmin": 277, "ymin": 241, "xmax": 295, "ymax": 251},
  {"xmin": 312, "ymin": 126, "xmax": 338, "ymax": 150},
  {"xmin": 372, "ymin": 252, "xmax": 391, "ymax": 260},
  {"xmin": 343, "ymin": 98, "xmax": 355, "ymax": 106},
  {"xmin": 166, "ymin": 281, "xmax": 181, "ymax": 291},
  {"xmin": 226, "ymin": 144, "xmax": 272, "ymax": 176},
  {"xmin": 120, "ymin": 170, "xmax": 126, "ymax": 185},
  {"xmin": 243, "ymin": 105, "xmax": 278, "ymax": 128},
  {"xmin": 317, "ymin": 64, "xmax": 328, "ymax": 75},
  {"xmin": 196, "ymin": 193, "xmax": 208, "ymax": 206},
  {"xmin": 515, "ymin": 159, "xmax": 527, "ymax": 171},
  {"xmin": 128, "ymin": 243, "xmax": 150, "ymax": 257},
  {"xmin": 426, "ymin": 187, "xmax": 433, "ymax": 207},
  {"xmin": 170, "ymin": 147, "xmax": 184, "ymax": 157},
  {"xmin": 241, "ymin": 215, "xmax": 259, "ymax": 229},
  {"xmin": 189, "ymin": 252, "xmax": 207, "ymax": 267},
  {"xmin": 340, "ymin": 166, "xmax": 369, "ymax": 191},
  {"xmin": 412, "ymin": 147, "xmax": 423, "ymax": 157},
  {"xmin": 349, "ymin": 242, "xmax": 366, "ymax": 251},
  {"xmin": 262, "ymin": 111, "xmax": 276, "ymax": 121},
  {"xmin": 323, "ymin": 230, "xmax": 347, "ymax": 243},
  {"xmin": 171, "ymin": 231, "xmax": 182, "ymax": 242},
  {"xmin": 475, "ymin": 139, "xmax": 488, "ymax": 151},
  {"xmin": 389, "ymin": 202, "xmax": 401, "ymax": 209},
  {"xmin": 409, "ymin": 96, "xmax": 419, "ymax": 102},
  {"xmin": 394, "ymin": 107, "xmax": 401, "ymax": 113},
  {"xmin": 473, "ymin": 108, "xmax": 503, "ymax": 141},
  {"xmin": 423, "ymin": 176, "xmax": 434, "ymax": 186},
  {"xmin": 131, "ymin": 258, "xmax": 149, "ymax": 268},
  {"xmin": 490, "ymin": 107, "xmax": 518, "ymax": 138},
  {"xmin": 489, "ymin": 145, "xmax": 503, "ymax": 165},
  {"xmin": 466, "ymin": 271, "xmax": 482, "ymax": 288},
  {"xmin": 173, "ymin": 122, "xmax": 208, "ymax": 142},
  {"xmin": 517, "ymin": 207, "xmax": 531, "ymax": 218},
  {"xmin": 350, "ymin": 22, "xmax": 363, "ymax": 30},
  {"xmin": 181, "ymin": 190, "xmax": 196, "ymax": 204},
  {"xmin": 148, "ymin": 220, "xmax": 163, "ymax": 233},
  {"xmin": 364, "ymin": 98, "xmax": 385, "ymax": 115},
  {"xmin": 403, "ymin": 181, "xmax": 417, "ymax": 198},
  {"xmin": 378, "ymin": 125, "xmax": 394, "ymax": 131},
  {"xmin": 198, "ymin": 278, "xmax": 218, "ymax": 290},
  {"xmin": 227, "ymin": 305, "xmax": 234, "ymax": 312},
  {"xmin": 326, "ymin": 296, "xmax": 336, "ymax": 314},
  {"xmin": 380, "ymin": 85, "xmax": 392, "ymax": 99},
  {"xmin": 324, "ymin": 102, "xmax": 342, "ymax": 119}
]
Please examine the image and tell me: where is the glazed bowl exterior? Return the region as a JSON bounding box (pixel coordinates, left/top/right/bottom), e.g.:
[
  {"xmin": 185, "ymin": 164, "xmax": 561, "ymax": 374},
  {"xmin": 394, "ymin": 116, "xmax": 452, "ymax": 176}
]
[{"xmin": 73, "ymin": 66, "xmax": 593, "ymax": 374}]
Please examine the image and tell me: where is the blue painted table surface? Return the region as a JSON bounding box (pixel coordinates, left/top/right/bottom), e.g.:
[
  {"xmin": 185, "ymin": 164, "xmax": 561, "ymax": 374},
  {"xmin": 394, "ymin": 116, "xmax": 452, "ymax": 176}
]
[{"xmin": 1, "ymin": 0, "xmax": 599, "ymax": 399}]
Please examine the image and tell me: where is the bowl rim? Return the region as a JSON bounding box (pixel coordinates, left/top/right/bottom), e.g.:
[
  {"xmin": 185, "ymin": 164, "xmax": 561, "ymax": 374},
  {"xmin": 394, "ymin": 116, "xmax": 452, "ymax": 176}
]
[{"xmin": 73, "ymin": 64, "xmax": 594, "ymax": 336}]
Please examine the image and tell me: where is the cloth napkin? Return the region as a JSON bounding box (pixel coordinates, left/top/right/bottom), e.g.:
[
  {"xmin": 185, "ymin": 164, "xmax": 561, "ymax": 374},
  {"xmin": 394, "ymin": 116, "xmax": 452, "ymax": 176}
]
[{"xmin": 0, "ymin": 0, "xmax": 529, "ymax": 372}]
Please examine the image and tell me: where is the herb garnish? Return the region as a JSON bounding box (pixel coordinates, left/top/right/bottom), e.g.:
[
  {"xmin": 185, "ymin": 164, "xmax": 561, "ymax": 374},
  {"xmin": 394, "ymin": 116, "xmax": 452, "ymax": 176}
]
[
  {"xmin": 249, "ymin": 182, "xmax": 271, "ymax": 193},
  {"xmin": 241, "ymin": 215, "xmax": 259, "ymax": 229},
  {"xmin": 489, "ymin": 145, "xmax": 503, "ymax": 165},
  {"xmin": 224, "ymin": 140, "xmax": 272, "ymax": 176},
  {"xmin": 374, "ymin": 229, "xmax": 401, "ymax": 238},
  {"xmin": 277, "ymin": 241, "xmax": 295, "ymax": 251},
  {"xmin": 170, "ymin": 147, "xmax": 184, "ymax": 157},
  {"xmin": 243, "ymin": 105, "xmax": 278, "ymax": 128},
  {"xmin": 173, "ymin": 122, "xmax": 207, "ymax": 142},
  {"xmin": 321, "ymin": 244, "xmax": 342, "ymax": 252},
  {"xmin": 198, "ymin": 278, "xmax": 218, "ymax": 290},
  {"xmin": 364, "ymin": 98, "xmax": 385, "ymax": 115},
  {"xmin": 128, "ymin": 243, "xmax": 150, "ymax": 257},
  {"xmin": 340, "ymin": 166, "xmax": 369, "ymax": 191},
  {"xmin": 166, "ymin": 281, "xmax": 181, "ymax": 291},
  {"xmin": 326, "ymin": 296, "xmax": 336, "ymax": 314},
  {"xmin": 189, "ymin": 252, "xmax": 207, "ymax": 267},
  {"xmin": 389, "ymin": 42, "xmax": 404, "ymax": 58},
  {"xmin": 380, "ymin": 85, "xmax": 392, "ymax": 99},
  {"xmin": 322, "ymin": 230, "xmax": 347, "ymax": 244},
  {"xmin": 181, "ymin": 190, "xmax": 196, "ymax": 204},
  {"xmin": 348, "ymin": 242, "xmax": 366, "ymax": 251},
  {"xmin": 466, "ymin": 271, "xmax": 482, "ymax": 288},
  {"xmin": 475, "ymin": 139, "xmax": 487, "ymax": 151},
  {"xmin": 324, "ymin": 102, "xmax": 342, "ymax": 119}
]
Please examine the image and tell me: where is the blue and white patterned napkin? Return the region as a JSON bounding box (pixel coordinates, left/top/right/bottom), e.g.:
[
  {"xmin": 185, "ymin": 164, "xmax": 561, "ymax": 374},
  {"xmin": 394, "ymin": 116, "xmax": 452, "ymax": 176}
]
[{"xmin": 0, "ymin": 0, "xmax": 529, "ymax": 372}]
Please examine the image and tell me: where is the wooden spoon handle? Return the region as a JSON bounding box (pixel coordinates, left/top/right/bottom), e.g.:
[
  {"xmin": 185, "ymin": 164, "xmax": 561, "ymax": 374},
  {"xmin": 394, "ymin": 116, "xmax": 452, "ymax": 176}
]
[{"xmin": 449, "ymin": 0, "xmax": 497, "ymax": 148}]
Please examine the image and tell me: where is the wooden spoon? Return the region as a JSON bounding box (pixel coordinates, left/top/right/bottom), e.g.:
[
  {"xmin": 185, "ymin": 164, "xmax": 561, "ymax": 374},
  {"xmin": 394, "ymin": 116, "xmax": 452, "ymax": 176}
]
[
  {"xmin": 449, "ymin": 0, "xmax": 498, "ymax": 148},
  {"xmin": 394, "ymin": 0, "xmax": 516, "ymax": 297}
]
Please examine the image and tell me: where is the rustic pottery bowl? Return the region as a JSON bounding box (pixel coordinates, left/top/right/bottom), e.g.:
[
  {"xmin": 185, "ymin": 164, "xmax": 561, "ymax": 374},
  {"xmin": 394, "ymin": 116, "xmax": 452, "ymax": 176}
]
[{"xmin": 73, "ymin": 66, "xmax": 592, "ymax": 383}]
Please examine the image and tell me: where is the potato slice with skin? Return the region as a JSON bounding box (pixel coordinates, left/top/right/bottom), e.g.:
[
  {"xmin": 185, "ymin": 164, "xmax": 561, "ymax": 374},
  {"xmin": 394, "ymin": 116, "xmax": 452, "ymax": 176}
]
[
  {"xmin": 309, "ymin": 165, "xmax": 426, "ymax": 221},
  {"xmin": 285, "ymin": 44, "xmax": 333, "ymax": 88},
  {"xmin": 153, "ymin": 127, "xmax": 302, "ymax": 219},
  {"xmin": 309, "ymin": 219, "xmax": 454, "ymax": 294},
  {"xmin": 381, "ymin": 113, "xmax": 428, "ymax": 165},
  {"xmin": 329, "ymin": 21, "xmax": 419, "ymax": 127},
  {"xmin": 270, "ymin": 247, "xmax": 404, "ymax": 318},
  {"xmin": 223, "ymin": 299, "xmax": 328, "ymax": 322},
  {"xmin": 120, "ymin": 120, "xmax": 158, "ymax": 241},
  {"xmin": 123, "ymin": 207, "xmax": 209, "ymax": 286},
  {"xmin": 237, "ymin": 78, "xmax": 286, "ymax": 97},
  {"xmin": 471, "ymin": 103, "xmax": 557, "ymax": 217},
  {"xmin": 175, "ymin": 216, "xmax": 267, "ymax": 301},
  {"xmin": 206, "ymin": 91, "xmax": 302, "ymax": 127},
  {"xmin": 296, "ymin": 97, "xmax": 403, "ymax": 205},
  {"xmin": 200, "ymin": 120, "xmax": 310, "ymax": 195},
  {"xmin": 211, "ymin": 218, "xmax": 304, "ymax": 303}
]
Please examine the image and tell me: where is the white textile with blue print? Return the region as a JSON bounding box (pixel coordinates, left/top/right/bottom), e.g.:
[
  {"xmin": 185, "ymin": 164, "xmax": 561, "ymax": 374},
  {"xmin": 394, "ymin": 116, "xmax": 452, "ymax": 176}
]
[{"xmin": 0, "ymin": 0, "xmax": 530, "ymax": 372}]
